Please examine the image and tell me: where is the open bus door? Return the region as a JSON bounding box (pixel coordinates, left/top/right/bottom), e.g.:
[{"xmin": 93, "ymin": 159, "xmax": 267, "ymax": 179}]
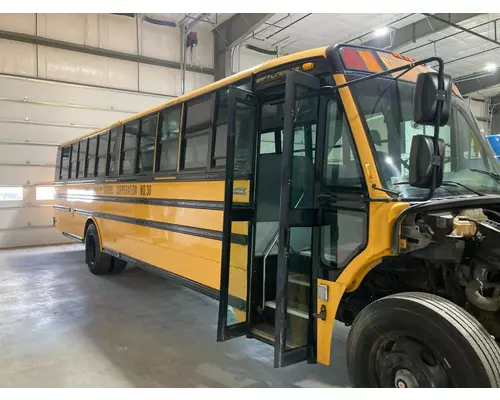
[
  {"xmin": 274, "ymin": 70, "xmax": 322, "ymax": 367},
  {"xmin": 217, "ymin": 86, "xmax": 258, "ymax": 342}
]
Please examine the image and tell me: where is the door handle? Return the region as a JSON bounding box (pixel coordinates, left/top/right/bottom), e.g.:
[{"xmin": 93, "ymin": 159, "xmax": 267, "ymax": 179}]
[{"xmin": 312, "ymin": 304, "xmax": 327, "ymax": 321}]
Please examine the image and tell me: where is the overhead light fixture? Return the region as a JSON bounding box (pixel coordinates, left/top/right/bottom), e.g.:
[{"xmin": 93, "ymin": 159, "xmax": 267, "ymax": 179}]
[
  {"xmin": 374, "ymin": 27, "xmax": 389, "ymax": 37},
  {"xmin": 486, "ymin": 63, "xmax": 497, "ymax": 72}
]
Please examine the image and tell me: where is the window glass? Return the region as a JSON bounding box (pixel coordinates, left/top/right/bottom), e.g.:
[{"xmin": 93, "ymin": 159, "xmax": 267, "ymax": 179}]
[
  {"xmin": 233, "ymin": 100, "xmax": 256, "ymax": 176},
  {"xmin": 120, "ymin": 121, "xmax": 139, "ymax": 176},
  {"xmin": 60, "ymin": 146, "xmax": 70, "ymax": 180},
  {"xmin": 86, "ymin": 137, "xmax": 98, "ymax": 177},
  {"xmin": 260, "ymin": 131, "xmax": 277, "ymax": 154},
  {"xmin": 182, "ymin": 95, "xmax": 213, "ymax": 170},
  {"xmin": 69, "ymin": 143, "xmax": 79, "ymax": 179},
  {"xmin": 54, "ymin": 148, "xmax": 62, "ymax": 182},
  {"xmin": 77, "ymin": 139, "xmax": 87, "ymax": 178},
  {"xmin": 36, "ymin": 186, "xmax": 56, "ymax": 200},
  {"xmin": 321, "ymin": 210, "xmax": 367, "ymax": 269},
  {"xmin": 138, "ymin": 114, "xmax": 157, "ymax": 174},
  {"xmin": 323, "ymin": 99, "xmax": 365, "ymax": 189},
  {"xmin": 96, "ymin": 132, "xmax": 109, "ymax": 177},
  {"xmin": 0, "ymin": 186, "xmax": 23, "ymax": 201},
  {"xmin": 108, "ymin": 127, "xmax": 122, "ymax": 177},
  {"xmin": 291, "ymin": 93, "xmax": 317, "ymax": 208},
  {"xmin": 213, "ymin": 90, "xmax": 228, "ymax": 168},
  {"xmin": 157, "ymin": 106, "xmax": 181, "ymax": 172}
]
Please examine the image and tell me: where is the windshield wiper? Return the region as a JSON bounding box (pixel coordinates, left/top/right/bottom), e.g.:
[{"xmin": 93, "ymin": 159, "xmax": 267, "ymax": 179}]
[
  {"xmin": 469, "ymin": 168, "xmax": 500, "ymax": 183},
  {"xmin": 442, "ymin": 181, "xmax": 484, "ymax": 196},
  {"xmin": 394, "ymin": 180, "xmax": 484, "ymax": 196}
]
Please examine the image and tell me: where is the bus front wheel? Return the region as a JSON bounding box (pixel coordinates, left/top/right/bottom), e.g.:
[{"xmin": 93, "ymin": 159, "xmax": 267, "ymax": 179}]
[
  {"xmin": 346, "ymin": 292, "xmax": 500, "ymax": 388},
  {"xmin": 85, "ymin": 223, "xmax": 127, "ymax": 275}
]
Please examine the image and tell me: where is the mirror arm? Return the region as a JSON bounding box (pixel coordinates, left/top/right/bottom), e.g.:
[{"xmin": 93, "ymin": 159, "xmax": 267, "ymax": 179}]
[{"xmin": 422, "ymin": 57, "xmax": 445, "ymax": 202}]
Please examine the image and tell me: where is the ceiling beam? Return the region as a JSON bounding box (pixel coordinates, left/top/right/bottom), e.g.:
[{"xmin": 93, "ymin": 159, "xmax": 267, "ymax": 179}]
[
  {"xmin": 0, "ymin": 28, "xmax": 213, "ymax": 75},
  {"xmin": 213, "ymin": 13, "xmax": 274, "ymax": 80},
  {"xmin": 363, "ymin": 13, "xmax": 482, "ymax": 50},
  {"xmin": 455, "ymin": 70, "xmax": 500, "ymax": 94}
]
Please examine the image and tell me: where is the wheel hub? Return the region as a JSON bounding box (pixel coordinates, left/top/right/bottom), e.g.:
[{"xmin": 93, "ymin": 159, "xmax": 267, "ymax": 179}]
[
  {"xmin": 394, "ymin": 369, "xmax": 419, "ymax": 388},
  {"xmin": 376, "ymin": 337, "xmax": 450, "ymax": 388}
]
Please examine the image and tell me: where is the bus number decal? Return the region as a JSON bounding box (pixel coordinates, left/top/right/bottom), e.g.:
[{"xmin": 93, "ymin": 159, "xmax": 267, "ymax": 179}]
[{"xmin": 140, "ymin": 184, "xmax": 152, "ymax": 196}]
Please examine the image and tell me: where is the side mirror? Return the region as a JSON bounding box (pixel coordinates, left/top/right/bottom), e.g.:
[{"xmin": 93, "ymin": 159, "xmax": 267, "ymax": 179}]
[
  {"xmin": 409, "ymin": 135, "xmax": 445, "ymax": 188},
  {"xmin": 414, "ymin": 71, "xmax": 452, "ymax": 127}
]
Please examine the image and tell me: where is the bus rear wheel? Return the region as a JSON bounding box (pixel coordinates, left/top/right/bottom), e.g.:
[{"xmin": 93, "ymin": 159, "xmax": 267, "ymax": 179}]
[
  {"xmin": 85, "ymin": 223, "xmax": 127, "ymax": 275},
  {"xmin": 346, "ymin": 292, "xmax": 500, "ymax": 388}
]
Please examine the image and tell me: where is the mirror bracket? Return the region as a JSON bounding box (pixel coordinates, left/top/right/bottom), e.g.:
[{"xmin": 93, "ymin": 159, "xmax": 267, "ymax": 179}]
[
  {"xmin": 431, "ymin": 155, "xmax": 443, "ymax": 166},
  {"xmin": 436, "ymin": 90, "xmax": 447, "ymax": 101}
]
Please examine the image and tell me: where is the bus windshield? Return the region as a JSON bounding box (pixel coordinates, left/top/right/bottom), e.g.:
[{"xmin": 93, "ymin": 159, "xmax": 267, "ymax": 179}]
[{"xmin": 350, "ymin": 76, "xmax": 500, "ymax": 199}]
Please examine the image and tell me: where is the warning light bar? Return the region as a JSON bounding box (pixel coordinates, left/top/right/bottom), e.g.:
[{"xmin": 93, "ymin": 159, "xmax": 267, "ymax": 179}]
[{"xmin": 339, "ymin": 46, "xmax": 462, "ymax": 97}]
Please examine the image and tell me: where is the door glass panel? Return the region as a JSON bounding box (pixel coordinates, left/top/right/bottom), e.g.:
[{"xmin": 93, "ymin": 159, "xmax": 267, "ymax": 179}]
[
  {"xmin": 227, "ymin": 222, "xmax": 249, "ymax": 326},
  {"xmin": 285, "ymin": 226, "xmax": 312, "ymax": 348},
  {"xmin": 291, "ymin": 91, "xmax": 317, "ymax": 209}
]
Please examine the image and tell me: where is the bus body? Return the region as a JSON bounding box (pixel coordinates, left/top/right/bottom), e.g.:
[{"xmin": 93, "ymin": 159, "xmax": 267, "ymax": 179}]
[{"xmin": 54, "ymin": 44, "xmax": 500, "ymax": 387}]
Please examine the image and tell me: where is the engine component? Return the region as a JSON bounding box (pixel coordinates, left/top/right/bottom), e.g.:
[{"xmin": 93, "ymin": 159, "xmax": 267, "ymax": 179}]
[{"xmin": 465, "ymin": 266, "xmax": 500, "ymax": 312}]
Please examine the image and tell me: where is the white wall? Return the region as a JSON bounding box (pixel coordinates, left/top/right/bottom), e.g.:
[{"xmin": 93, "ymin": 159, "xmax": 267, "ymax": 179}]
[
  {"xmin": 465, "ymin": 94, "xmax": 489, "ymax": 135},
  {"xmin": 232, "ymin": 45, "xmax": 276, "ymax": 74},
  {"xmin": 0, "ymin": 13, "xmax": 214, "ymax": 96},
  {"xmin": 0, "ymin": 13, "xmax": 216, "ymax": 248}
]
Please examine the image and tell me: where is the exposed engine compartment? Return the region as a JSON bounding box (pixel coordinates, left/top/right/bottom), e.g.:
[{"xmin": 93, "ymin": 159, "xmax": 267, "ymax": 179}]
[{"xmin": 338, "ymin": 206, "xmax": 500, "ymax": 340}]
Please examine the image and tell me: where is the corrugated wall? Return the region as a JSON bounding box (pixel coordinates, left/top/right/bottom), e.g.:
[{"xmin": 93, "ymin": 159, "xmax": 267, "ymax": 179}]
[{"xmin": 0, "ymin": 13, "xmax": 214, "ymax": 248}]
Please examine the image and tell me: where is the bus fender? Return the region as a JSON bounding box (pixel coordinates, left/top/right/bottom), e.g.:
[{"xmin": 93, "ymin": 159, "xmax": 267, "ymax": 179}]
[{"xmin": 316, "ymin": 279, "xmax": 346, "ymax": 366}]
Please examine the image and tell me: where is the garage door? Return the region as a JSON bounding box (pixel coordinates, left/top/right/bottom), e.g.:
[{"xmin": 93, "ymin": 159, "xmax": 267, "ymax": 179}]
[{"xmin": 0, "ymin": 74, "xmax": 172, "ymax": 248}]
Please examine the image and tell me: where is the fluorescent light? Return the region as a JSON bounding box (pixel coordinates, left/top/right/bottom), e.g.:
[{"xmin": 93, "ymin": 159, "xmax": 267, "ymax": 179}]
[
  {"xmin": 486, "ymin": 63, "xmax": 497, "ymax": 72},
  {"xmin": 374, "ymin": 27, "xmax": 389, "ymax": 37}
]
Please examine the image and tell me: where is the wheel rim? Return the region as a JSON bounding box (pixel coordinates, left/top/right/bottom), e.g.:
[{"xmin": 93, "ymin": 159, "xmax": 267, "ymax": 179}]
[
  {"xmin": 87, "ymin": 234, "xmax": 97, "ymax": 265},
  {"xmin": 374, "ymin": 337, "xmax": 451, "ymax": 388}
]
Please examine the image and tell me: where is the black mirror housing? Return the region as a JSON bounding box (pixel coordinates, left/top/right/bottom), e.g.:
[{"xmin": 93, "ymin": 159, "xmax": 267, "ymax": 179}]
[
  {"xmin": 409, "ymin": 134, "xmax": 445, "ymax": 188},
  {"xmin": 413, "ymin": 71, "xmax": 452, "ymax": 127}
]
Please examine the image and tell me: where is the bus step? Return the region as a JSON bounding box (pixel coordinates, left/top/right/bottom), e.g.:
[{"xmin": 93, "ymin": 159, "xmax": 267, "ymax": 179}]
[
  {"xmin": 264, "ymin": 300, "xmax": 309, "ymax": 319},
  {"xmin": 288, "ymin": 272, "xmax": 310, "ymax": 287},
  {"xmin": 251, "ymin": 323, "xmax": 275, "ymax": 344}
]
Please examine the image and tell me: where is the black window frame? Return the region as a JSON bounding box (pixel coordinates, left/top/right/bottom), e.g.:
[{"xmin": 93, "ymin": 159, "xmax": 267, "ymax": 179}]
[
  {"xmin": 137, "ymin": 113, "xmax": 159, "ymax": 176},
  {"xmin": 69, "ymin": 142, "xmax": 79, "ymax": 180},
  {"xmin": 85, "ymin": 135, "xmax": 98, "ymax": 178},
  {"xmin": 95, "ymin": 131, "xmax": 110, "ymax": 178},
  {"xmin": 54, "ymin": 148, "xmax": 62, "ymax": 182},
  {"xmin": 60, "ymin": 146, "xmax": 71, "ymax": 181},
  {"xmin": 76, "ymin": 138, "xmax": 88, "ymax": 179},
  {"xmin": 180, "ymin": 93, "xmax": 215, "ymax": 173},
  {"xmin": 119, "ymin": 121, "xmax": 139, "ymax": 177},
  {"xmin": 155, "ymin": 105, "xmax": 182, "ymax": 176},
  {"xmin": 107, "ymin": 126, "xmax": 122, "ymax": 178}
]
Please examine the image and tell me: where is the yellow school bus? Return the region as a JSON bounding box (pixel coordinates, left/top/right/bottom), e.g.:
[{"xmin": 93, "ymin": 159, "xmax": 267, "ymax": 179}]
[{"xmin": 54, "ymin": 44, "xmax": 500, "ymax": 387}]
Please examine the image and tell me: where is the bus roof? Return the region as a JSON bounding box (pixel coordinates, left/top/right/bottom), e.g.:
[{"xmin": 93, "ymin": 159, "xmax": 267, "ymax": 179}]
[{"xmin": 60, "ymin": 46, "xmax": 329, "ymax": 147}]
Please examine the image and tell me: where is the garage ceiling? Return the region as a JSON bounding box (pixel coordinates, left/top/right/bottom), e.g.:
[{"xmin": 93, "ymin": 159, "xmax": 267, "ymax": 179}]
[{"xmin": 233, "ymin": 13, "xmax": 500, "ymax": 97}]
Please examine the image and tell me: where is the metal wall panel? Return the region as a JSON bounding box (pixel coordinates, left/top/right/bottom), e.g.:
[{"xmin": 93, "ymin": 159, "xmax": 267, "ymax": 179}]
[{"xmin": 0, "ymin": 39, "xmax": 36, "ymax": 77}]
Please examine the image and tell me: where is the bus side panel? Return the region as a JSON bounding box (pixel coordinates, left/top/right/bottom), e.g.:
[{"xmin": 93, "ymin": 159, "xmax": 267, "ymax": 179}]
[{"xmin": 53, "ymin": 180, "xmax": 251, "ymax": 294}]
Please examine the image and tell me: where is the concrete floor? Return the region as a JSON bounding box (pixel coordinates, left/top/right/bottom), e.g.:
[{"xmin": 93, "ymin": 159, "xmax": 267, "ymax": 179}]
[{"xmin": 0, "ymin": 244, "xmax": 351, "ymax": 388}]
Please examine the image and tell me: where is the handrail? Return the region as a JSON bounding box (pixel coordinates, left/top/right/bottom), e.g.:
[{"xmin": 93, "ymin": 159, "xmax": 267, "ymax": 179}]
[{"xmin": 259, "ymin": 191, "xmax": 305, "ymax": 312}]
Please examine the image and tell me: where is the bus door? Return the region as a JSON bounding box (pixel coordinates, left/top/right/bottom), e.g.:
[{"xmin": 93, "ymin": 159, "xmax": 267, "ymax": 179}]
[
  {"xmin": 274, "ymin": 70, "xmax": 322, "ymax": 367},
  {"xmin": 217, "ymin": 86, "xmax": 258, "ymax": 342}
]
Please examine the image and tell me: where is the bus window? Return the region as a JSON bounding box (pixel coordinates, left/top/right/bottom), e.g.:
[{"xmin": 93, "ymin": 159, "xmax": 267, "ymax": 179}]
[
  {"xmin": 60, "ymin": 146, "xmax": 70, "ymax": 180},
  {"xmin": 259, "ymin": 131, "xmax": 277, "ymax": 154},
  {"xmin": 138, "ymin": 114, "xmax": 157, "ymax": 174},
  {"xmin": 69, "ymin": 142, "xmax": 79, "ymax": 179},
  {"xmin": 96, "ymin": 132, "xmax": 109, "ymax": 177},
  {"xmin": 54, "ymin": 148, "xmax": 62, "ymax": 181},
  {"xmin": 157, "ymin": 106, "xmax": 181, "ymax": 173},
  {"xmin": 182, "ymin": 94, "xmax": 213, "ymax": 170},
  {"xmin": 121, "ymin": 121, "xmax": 139, "ymax": 176},
  {"xmin": 324, "ymin": 99, "xmax": 364, "ymax": 189},
  {"xmin": 212, "ymin": 90, "xmax": 228, "ymax": 168},
  {"xmin": 86, "ymin": 136, "xmax": 98, "ymax": 178},
  {"xmin": 108, "ymin": 127, "xmax": 122, "ymax": 177},
  {"xmin": 77, "ymin": 139, "xmax": 87, "ymax": 179}
]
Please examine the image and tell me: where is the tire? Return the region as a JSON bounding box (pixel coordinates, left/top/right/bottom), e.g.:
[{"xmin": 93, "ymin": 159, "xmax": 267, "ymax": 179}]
[
  {"xmin": 346, "ymin": 292, "xmax": 500, "ymax": 388},
  {"xmin": 85, "ymin": 223, "xmax": 113, "ymax": 275},
  {"xmin": 110, "ymin": 257, "xmax": 127, "ymax": 274}
]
